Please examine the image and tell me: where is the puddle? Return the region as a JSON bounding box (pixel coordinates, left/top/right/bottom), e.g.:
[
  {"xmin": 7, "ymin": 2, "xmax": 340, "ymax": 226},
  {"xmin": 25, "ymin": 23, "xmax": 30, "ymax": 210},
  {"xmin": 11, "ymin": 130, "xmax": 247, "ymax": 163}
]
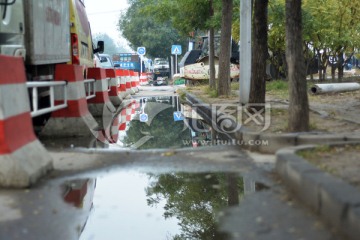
[
  {"xmin": 61, "ymin": 171, "xmax": 269, "ymax": 240},
  {"xmin": 41, "ymin": 96, "xmax": 215, "ymax": 150}
]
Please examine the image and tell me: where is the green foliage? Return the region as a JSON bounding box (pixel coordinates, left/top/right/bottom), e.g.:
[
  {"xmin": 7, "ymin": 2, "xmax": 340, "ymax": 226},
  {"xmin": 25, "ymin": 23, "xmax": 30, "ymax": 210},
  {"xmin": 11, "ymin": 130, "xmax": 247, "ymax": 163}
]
[
  {"xmin": 205, "ymin": 86, "xmax": 218, "ymax": 98},
  {"xmin": 231, "ymin": 82, "xmax": 239, "ymax": 91},
  {"xmin": 146, "ymin": 172, "xmax": 243, "ymax": 239},
  {"xmin": 266, "ymin": 80, "xmax": 288, "ymax": 91},
  {"xmin": 118, "ymin": 1, "xmax": 188, "ymax": 58},
  {"xmin": 267, "ymin": 0, "xmax": 360, "ymax": 79}
]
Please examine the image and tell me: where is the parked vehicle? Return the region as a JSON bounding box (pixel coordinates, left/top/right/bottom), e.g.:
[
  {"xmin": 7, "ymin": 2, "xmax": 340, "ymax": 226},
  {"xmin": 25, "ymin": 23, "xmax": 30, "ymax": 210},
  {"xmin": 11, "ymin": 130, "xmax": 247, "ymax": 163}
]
[
  {"xmin": 153, "ymin": 77, "xmax": 168, "ymax": 86},
  {"xmin": 0, "ymin": 0, "xmax": 103, "ymax": 125},
  {"xmin": 0, "ymin": 0, "xmax": 103, "ymax": 80},
  {"xmin": 179, "ymin": 35, "xmax": 239, "ymax": 82},
  {"xmin": 98, "ymin": 54, "xmax": 114, "ymax": 69},
  {"xmin": 153, "ymin": 58, "xmax": 170, "ymax": 80}
]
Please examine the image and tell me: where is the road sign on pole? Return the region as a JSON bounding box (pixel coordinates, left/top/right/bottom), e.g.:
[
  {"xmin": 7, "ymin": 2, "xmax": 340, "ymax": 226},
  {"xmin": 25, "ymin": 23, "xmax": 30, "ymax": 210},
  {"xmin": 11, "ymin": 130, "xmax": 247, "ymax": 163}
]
[
  {"xmin": 137, "ymin": 47, "xmax": 146, "ymax": 73},
  {"xmin": 137, "ymin": 47, "xmax": 146, "ymax": 56},
  {"xmin": 171, "ymin": 45, "xmax": 182, "ymax": 55},
  {"xmin": 171, "ymin": 45, "xmax": 182, "ymax": 74}
]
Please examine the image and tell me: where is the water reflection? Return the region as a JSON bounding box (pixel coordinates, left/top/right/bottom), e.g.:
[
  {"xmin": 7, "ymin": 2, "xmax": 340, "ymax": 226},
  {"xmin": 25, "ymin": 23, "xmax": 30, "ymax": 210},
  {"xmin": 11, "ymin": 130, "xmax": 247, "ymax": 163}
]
[
  {"xmin": 146, "ymin": 172, "xmax": 242, "ymax": 239},
  {"xmin": 114, "ymin": 96, "xmax": 212, "ymax": 150},
  {"xmin": 40, "ymin": 96, "xmax": 216, "ymax": 150},
  {"xmin": 60, "ymin": 172, "xmax": 271, "ymax": 240}
]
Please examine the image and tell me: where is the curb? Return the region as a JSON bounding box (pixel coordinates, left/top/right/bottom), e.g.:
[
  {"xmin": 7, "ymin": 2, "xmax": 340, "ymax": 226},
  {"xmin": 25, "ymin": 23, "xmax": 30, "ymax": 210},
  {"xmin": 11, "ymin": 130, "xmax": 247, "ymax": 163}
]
[{"xmin": 276, "ymin": 143, "xmax": 360, "ymax": 240}]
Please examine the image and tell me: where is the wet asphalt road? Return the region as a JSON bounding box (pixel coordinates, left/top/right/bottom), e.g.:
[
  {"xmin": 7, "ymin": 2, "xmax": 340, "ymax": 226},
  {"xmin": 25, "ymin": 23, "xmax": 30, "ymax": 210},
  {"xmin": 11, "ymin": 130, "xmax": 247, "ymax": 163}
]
[{"xmin": 0, "ymin": 85, "xmax": 347, "ymax": 240}]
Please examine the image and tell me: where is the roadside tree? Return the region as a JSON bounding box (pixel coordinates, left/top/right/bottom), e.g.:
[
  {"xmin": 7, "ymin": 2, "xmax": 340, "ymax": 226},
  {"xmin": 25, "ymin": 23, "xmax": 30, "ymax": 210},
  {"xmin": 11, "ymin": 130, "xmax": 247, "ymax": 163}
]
[
  {"xmin": 217, "ymin": 0, "xmax": 233, "ymax": 97},
  {"xmin": 118, "ymin": 0, "xmax": 187, "ymax": 58},
  {"xmin": 285, "ymin": 0, "xmax": 309, "ymax": 132},
  {"xmin": 249, "ymin": 0, "xmax": 269, "ymax": 106}
]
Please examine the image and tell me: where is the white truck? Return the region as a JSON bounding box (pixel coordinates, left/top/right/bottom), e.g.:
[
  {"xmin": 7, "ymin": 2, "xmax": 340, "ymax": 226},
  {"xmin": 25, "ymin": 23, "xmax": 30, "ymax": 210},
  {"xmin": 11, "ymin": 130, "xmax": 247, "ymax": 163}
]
[
  {"xmin": 0, "ymin": 0, "xmax": 103, "ymax": 81},
  {"xmin": 0, "ymin": 0, "xmax": 103, "ymax": 125}
]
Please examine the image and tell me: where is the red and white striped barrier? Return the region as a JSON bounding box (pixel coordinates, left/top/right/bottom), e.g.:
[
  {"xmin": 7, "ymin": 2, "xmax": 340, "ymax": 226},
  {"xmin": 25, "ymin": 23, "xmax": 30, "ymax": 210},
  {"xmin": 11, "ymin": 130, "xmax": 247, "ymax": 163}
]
[
  {"xmin": 125, "ymin": 69, "xmax": 134, "ymax": 95},
  {"xmin": 105, "ymin": 69, "xmax": 122, "ymax": 106},
  {"xmin": 130, "ymin": 70, "xmax": 139, "ymax": 93},
  {"xmin": 41, "ymin": 64, "xmax": 101, "ymax": 138},
  {"xmin": 139, "ymin": 73, "xmax": 148, "ymax": 85},
  {"xmin": 135, "ymin": 71, "xmax": 140, "ymax": 88},
  {"xmin": 87, "ymin": 68, "xmax": 116, "ymax": 117},
  {"xmin": 0, "ymin": 55, "xmax": 52, "ymax": 187},
  {"xmin": 115, "ymin": 69, "xmax": 129, "ymax": 99}
]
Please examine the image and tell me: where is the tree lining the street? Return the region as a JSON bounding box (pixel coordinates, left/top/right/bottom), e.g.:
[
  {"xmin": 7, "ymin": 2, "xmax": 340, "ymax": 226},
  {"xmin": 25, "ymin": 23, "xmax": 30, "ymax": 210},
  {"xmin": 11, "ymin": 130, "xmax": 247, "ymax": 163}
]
[
  {"xmin": 286, "ymin": 0, "xmax": 309, "ymax": 131},
  {"xmin": 117, "ymin": 0, "xmax": 188, "ymax": 58},
  {"xmin": 117, "ymin": 0, "xmax": 360, "ymax": 132},
  {"xmin": 268, "ymin": 0, "xmax": 360, "ymax": 81},
  {"xmin": 217, "ymin": 0, "xmax": 233, "ymax": 97},
  {"xmin": 249, "ymin": 0, "xmax": 269, "ymax": 106}
]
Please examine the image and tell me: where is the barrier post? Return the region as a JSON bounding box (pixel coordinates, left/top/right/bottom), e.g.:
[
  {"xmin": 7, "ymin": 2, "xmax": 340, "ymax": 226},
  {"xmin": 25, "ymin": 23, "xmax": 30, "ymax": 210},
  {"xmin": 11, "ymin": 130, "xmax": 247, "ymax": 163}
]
[
  {"xmin": 116, "ymin": 69, "xmax": 130, "ymax": 99},
  {"xmin": 0, "ymin": 55, "xmax": 52, "ymax": 187},
  {"xmin": 125, "ymin": 69, "xmax": 134, "ymax": 95},
  {"xmin": 87, "ymin": 67, "xmax": 116, "ymax": 117},
  {"xmin": 41, "ymin": 64, "xmax": 101, "ymax": 138},
  {"xmin": 130, "ymin": 70, "xmax": 139, "ymax": 93},
  {"xmin": 105, "ymin": 69, "xmax": 123, "ymax": 106}
]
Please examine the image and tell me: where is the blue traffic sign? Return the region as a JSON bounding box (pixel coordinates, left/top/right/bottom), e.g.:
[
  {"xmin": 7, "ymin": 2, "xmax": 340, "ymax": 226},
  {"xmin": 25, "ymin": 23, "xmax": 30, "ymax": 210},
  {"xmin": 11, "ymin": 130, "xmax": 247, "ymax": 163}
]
[
  {"xmin": 171, "ymin": 45, "xmax": 182, "ymax": 55},
  {"xmin": 173, "ymin": 111, "xmax": 184, "ymax": 121},
  {"xmin": 140, "ymin": 113, "xmax": 148, "ymax": 122},
  {"xmin": 137, "ymin": 47, "xmax": 146, "ymax": 55}
]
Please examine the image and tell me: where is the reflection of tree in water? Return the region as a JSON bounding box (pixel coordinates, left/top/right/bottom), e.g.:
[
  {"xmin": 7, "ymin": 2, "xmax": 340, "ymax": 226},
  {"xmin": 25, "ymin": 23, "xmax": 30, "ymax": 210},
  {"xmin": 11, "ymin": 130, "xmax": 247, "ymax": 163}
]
[
  {"xmin": 145, "ymin": 173, "xmax": 244, "ymax": 240},
  {"xmin": 123, "ymin": 102, "xmax": 191, "ymax": 149}
]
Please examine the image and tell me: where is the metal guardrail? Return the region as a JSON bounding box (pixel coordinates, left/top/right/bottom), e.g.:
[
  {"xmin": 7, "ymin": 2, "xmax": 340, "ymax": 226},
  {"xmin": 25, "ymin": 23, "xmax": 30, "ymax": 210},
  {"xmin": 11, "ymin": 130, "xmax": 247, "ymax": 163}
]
[
  {"xmin": 27, "ymin": 81, "xmax": 67, "ymax": 118},
  {"xmin": 84, "ymin": 79, "xmax": 96, "ymax": 99}
]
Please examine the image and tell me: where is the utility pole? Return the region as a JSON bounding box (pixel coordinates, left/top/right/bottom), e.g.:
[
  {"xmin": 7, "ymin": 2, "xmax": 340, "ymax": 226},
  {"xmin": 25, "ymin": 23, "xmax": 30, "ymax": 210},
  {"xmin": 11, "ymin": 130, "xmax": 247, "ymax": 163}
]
[{"xmin": 239, "ymin": 0, "xmax": 252, "ymax": 104}]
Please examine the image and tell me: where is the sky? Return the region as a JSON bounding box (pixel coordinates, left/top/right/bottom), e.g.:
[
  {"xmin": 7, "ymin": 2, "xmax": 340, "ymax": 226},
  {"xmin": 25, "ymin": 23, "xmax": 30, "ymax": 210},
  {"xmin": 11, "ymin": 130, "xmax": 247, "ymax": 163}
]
[{"xmin": 85, "ymin": 0, "xmax": 130, "ymax": 49}]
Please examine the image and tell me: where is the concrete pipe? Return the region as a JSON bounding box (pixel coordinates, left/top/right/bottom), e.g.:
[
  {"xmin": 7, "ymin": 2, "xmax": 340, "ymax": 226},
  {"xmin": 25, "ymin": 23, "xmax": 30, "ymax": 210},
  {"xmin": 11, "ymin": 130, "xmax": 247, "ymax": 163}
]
[{"xmin": 310, "ymin": 82, "xmax": 360, "ymax": 94}]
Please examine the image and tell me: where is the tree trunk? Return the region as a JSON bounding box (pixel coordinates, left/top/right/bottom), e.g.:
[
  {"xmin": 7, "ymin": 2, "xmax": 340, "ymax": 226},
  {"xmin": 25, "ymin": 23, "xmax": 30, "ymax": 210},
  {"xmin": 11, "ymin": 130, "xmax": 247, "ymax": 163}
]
[
  {"xmin": 208, "ymin": 0, "xmax": 216, "ymax": 90},
  {"xmin": 209, "ymin": 29, "xmax": 216, "ymax": 89},
  {"xmin": 249, "ymin": 0, "xmax": 268, "ymax": 106},
  {"xmin": 285, "ymin": 0, "xmax": 309, "ymax": 132},
  {"xmin": 337, "ymin": 52, "xmax": 344, "ymax": 80},
  {"xmin": 217, "ymin": 0, "xmax": 233, "ymax": 97},
  {"xmin": 331, "ymin": 64, "xmax": 336, "ymax": 80}
]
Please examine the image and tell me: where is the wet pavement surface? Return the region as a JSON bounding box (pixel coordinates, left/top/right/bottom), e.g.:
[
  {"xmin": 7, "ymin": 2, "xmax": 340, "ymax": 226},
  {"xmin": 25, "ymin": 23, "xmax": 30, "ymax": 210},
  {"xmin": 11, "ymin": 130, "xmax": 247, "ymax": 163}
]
[{"xmin": 0, "ymin": 86, "xmax": 347, "ymax": 240}]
